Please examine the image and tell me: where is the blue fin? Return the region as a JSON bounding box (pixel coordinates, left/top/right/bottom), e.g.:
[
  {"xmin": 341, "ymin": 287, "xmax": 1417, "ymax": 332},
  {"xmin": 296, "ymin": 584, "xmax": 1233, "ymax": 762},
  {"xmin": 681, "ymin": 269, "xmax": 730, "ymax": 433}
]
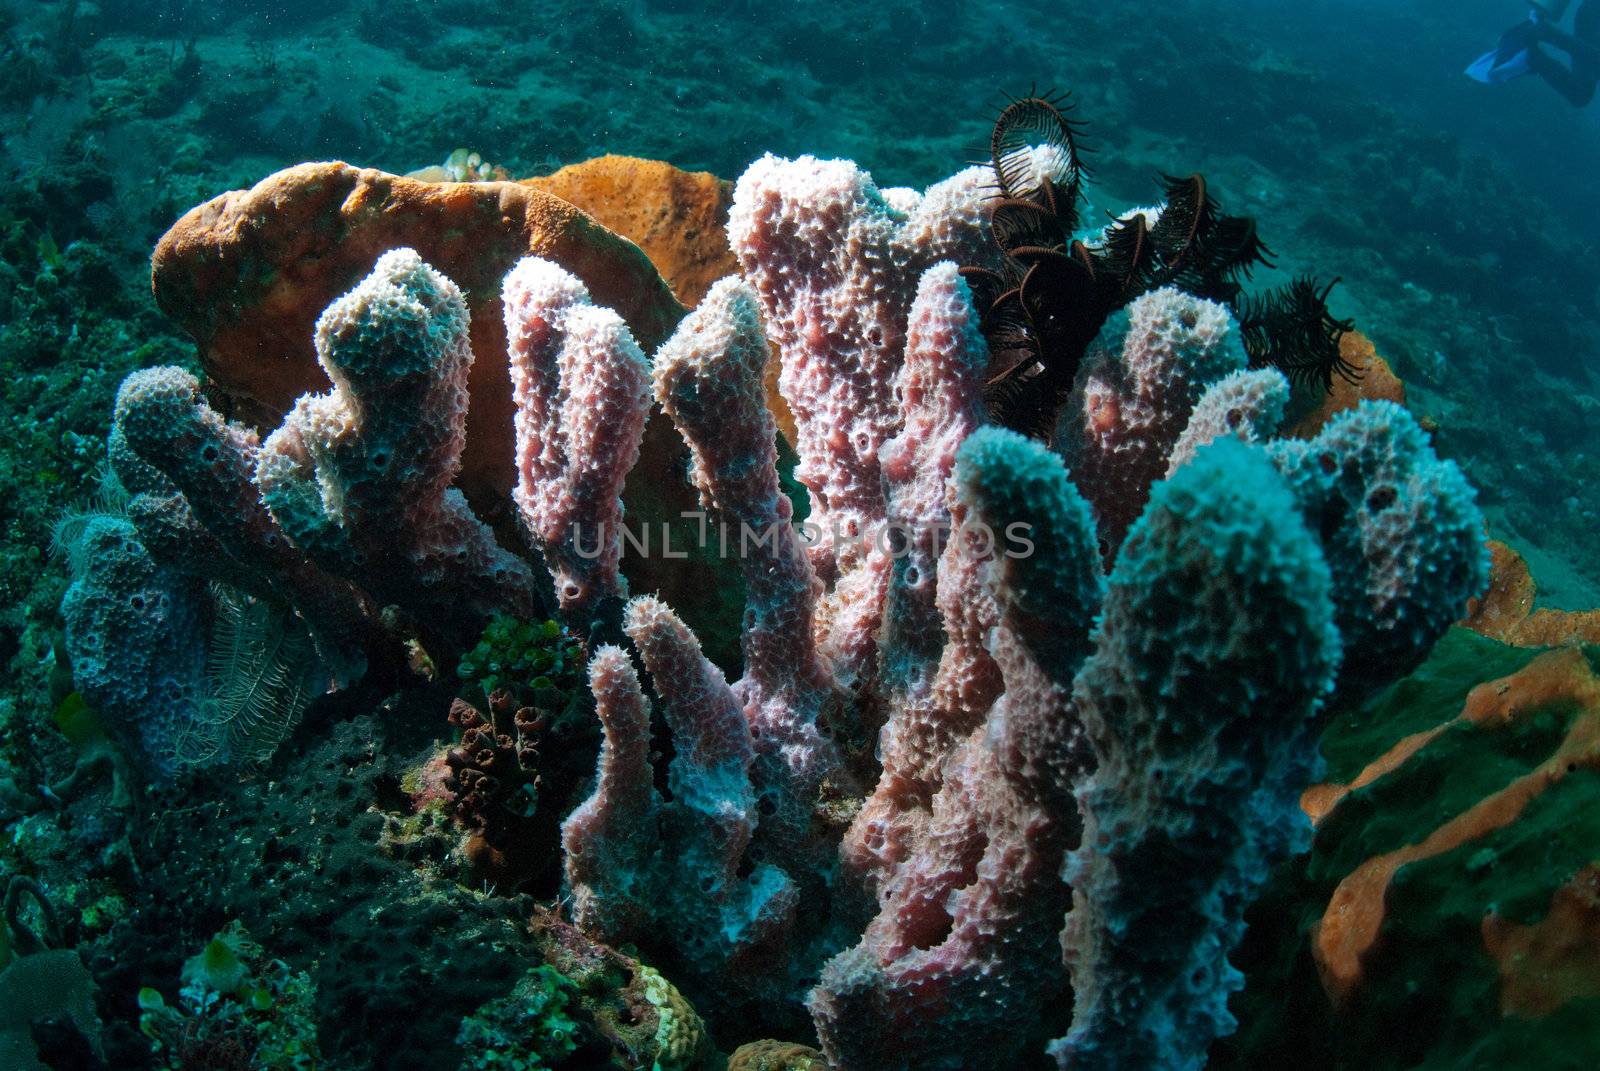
[{"xmin": 1467, "ymin": 17, "xmax": 1543, "ymax": 83}]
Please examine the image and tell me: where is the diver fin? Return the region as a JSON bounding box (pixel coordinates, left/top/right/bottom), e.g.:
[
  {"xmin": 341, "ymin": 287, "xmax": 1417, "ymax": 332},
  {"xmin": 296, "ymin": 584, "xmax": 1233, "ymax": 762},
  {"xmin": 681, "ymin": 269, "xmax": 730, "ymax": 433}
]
[{"xmin": 1467, "ymin": 17, "xmax": 1544, "ymax": 83}]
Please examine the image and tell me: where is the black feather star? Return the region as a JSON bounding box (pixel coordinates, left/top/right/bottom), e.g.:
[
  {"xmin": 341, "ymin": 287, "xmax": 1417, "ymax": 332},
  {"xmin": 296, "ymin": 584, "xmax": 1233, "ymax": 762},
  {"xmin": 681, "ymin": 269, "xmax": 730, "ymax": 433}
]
[
  {"xmin": 1238, "ymin": 277, "xmax": 1360, "ymax": 391},
  {"xmin": 961, "ymin": 93, "xmax": 1356, "ymax": 436}
]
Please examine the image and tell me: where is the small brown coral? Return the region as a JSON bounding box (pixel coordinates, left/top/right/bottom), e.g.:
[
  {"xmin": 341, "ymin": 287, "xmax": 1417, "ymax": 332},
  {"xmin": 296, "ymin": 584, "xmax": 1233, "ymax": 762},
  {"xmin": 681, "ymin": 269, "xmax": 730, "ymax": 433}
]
[{"xmin": 444, "ymin": 691, "xmax": 546, "ymax": 887}]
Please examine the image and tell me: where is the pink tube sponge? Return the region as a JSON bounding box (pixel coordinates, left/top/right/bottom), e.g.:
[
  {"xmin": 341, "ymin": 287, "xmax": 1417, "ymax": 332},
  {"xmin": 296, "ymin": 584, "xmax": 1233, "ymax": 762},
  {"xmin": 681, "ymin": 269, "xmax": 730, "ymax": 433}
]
[
  {"xmin": 1059, "ymin": 286, "xmax": 1249, "ymax": 556},
  {"xmin": 503, "ymin": 256, "xmax": 652, "ymax": 616},
  {"xmin": 813, "ymin": 428, "xmax": 1103, "ymax": 1071},
  {"xmin": 652, "ymin": 276, "xmax": 840, "ymax": 856},
  {"xmin": 844, "ymin": 262, "xmax": 1000, "ymax": 891},
  {"xmin": 728, "ymin": 154, "xmax": 995, "ymax": 684}
]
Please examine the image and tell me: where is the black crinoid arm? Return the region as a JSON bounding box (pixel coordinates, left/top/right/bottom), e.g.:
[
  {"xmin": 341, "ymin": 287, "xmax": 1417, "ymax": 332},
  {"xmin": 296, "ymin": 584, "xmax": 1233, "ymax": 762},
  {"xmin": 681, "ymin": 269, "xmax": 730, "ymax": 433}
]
[
  {"xmin": 1147, "ymin": 173, "xmax": 1276, "ymax": 303},
  {"xmin": 961, "ymin": 92, "xmax": 1355, "ymax": 436},
  {"xmin": 1238, "ymin": 277, "xmax": 1361, "ymax": 392},
  {"xmin": 958, "ymin": 90, "xmax": 1095, "ymax": 439}
]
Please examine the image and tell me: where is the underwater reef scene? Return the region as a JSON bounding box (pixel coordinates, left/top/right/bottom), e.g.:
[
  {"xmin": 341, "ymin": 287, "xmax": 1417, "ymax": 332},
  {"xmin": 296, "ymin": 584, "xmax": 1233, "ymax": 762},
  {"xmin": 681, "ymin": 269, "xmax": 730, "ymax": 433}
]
[{"xmin": 2, "ymin": 0, "xmax": 1600, "ymax": 1068}]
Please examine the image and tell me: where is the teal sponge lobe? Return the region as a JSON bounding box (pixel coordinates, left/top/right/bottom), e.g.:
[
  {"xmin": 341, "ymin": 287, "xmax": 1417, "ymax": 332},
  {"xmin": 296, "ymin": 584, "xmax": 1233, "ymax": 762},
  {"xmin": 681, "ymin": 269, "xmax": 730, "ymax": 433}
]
[
  {"xmin": 1269, "ymin": 400, "xmax": 1488, "ymax": 700},
  {"xmin": 1082, "ymin": 434, "xmax": 1340, "ymax": 844},
  {"xmin": 59, "ymin": 516, "xmax": 207, "ymax": 778},
  {"xmin": 1057, "ymin": 437, "xmax": 1341, "ymax": 1071},
  {"xmin": 954, "ymin": 426, "xmax": 1103, "ymax": 674},
  {"xmin": 314, "ymin": 246, "xmax": 471, "ymax": 386}
]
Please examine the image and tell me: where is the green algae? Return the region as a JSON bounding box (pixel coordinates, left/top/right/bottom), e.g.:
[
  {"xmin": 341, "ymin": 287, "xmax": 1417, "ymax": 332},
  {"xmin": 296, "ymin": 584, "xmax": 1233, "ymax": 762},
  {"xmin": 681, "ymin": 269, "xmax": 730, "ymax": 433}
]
[
  {"xmin": 457, "ymin": 615, "xmax": 585, "ymax": 711},
  {"xmin": 456, "ymin": 965, "xmax": 581, "ymax": 1071},
  {"xmin": 1413, "ymin": 999, "xmax": 1600, "ymax": 1071},
  {"xmin": 1222, "ymin": 632, "xmax": 1600, "ymax": 1070},
  {"xmin": 1400, "ymin": 760, "xmax": 1600, "ymax": 926},
  {"xmin": 1311, "ymin": 695, "xmax": 1573, "ymax": 882},
  {"xmin": 143, "ymin": 924, "xmax": 321, "ymax": 1070},
  {"xmin": 1317, "ymin": 626, "xmax": 1536, "ymax": 784}
]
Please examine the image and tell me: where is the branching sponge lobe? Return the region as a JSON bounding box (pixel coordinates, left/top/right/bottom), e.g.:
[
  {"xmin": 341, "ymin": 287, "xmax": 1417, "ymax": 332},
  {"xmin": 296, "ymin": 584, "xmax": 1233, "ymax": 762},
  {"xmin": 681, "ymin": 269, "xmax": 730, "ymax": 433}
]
[
  {"xmin": 844, "ymin": 262, "xmax": 1001, "ymax": 895},
  {"xmin": 256, "ymin": 248, "xmax": 535, "ymax": 657},
  {"xmin": 813, "ymin": 428, "xmax": 1103, "ymax": 1071},
  {"xmin": 728, "ymin": 153, "xmax": 995, "ymax": 685},
  {"xmin": 60, "ymin": 516, "xmax": 208, "ymax": 779},
  {"xmin": 1059, "ymin": 287, "xmax": 1249, "ymax": 556},
  {"xmin": 560, "ymin": 645, "xmax": 660, "ymax": 938},
  {"xmin": 561, "ymin": 598, "xmax": 800, "ymax": 997},
  {"xmin": 1269, "ymin": 400, "xmax": 1490, "ymax": 703},
  {"xmin": 1166, "ymin": 366, "xmax": 1291, "ymax": 475},
  {"xmin": 653, "ymin": 277, "xmax": 840, "ymax": 857},
  {"xmin": 113, "ymin": 366, "xmax": 372, "ymax": 683}
]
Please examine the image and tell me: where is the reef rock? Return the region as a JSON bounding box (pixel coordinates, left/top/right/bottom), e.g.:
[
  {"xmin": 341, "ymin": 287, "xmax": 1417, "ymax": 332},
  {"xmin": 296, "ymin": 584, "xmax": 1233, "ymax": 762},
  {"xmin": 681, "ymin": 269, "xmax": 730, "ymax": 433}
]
[
  {"xmin": 727, "ymin": 1039, "xmax": 828, "ymax": 1070},
  {"xmin": 525, "ymin": 154, "xmax": 737, "ymax": 308}
]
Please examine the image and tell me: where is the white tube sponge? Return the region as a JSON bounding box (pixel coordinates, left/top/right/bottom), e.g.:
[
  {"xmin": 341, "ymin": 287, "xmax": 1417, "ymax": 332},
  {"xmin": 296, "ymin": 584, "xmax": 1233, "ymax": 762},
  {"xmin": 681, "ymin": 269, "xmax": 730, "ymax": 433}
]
[
  {"xmin": 1054, "ymin": 437, "xmax": 1341, "ymax": 1071},
  {"xmin": 624, "ymin": 596, "xmax": 759, "ymax": 855},
  {"xmin": 255, "ymin": 248, "xmax": 536, "ymax": 655},
  {"xmin": 504, "ymin": 256, "xmax": 652, "ymax": 615},
  {"xmin": 652, "ymin": 277, "xmax": 828, "ymax": 738},
  {"xmin": 560, "ymin": 645, "xmax": 659, "ymax": 938},
  {"xmin": 626, "ymin": 595, "xmax": 802, "ymax": 981},
  {"xmin": 1166, "ymin": 366, "xmax": 1291, "ymax": 475}
]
